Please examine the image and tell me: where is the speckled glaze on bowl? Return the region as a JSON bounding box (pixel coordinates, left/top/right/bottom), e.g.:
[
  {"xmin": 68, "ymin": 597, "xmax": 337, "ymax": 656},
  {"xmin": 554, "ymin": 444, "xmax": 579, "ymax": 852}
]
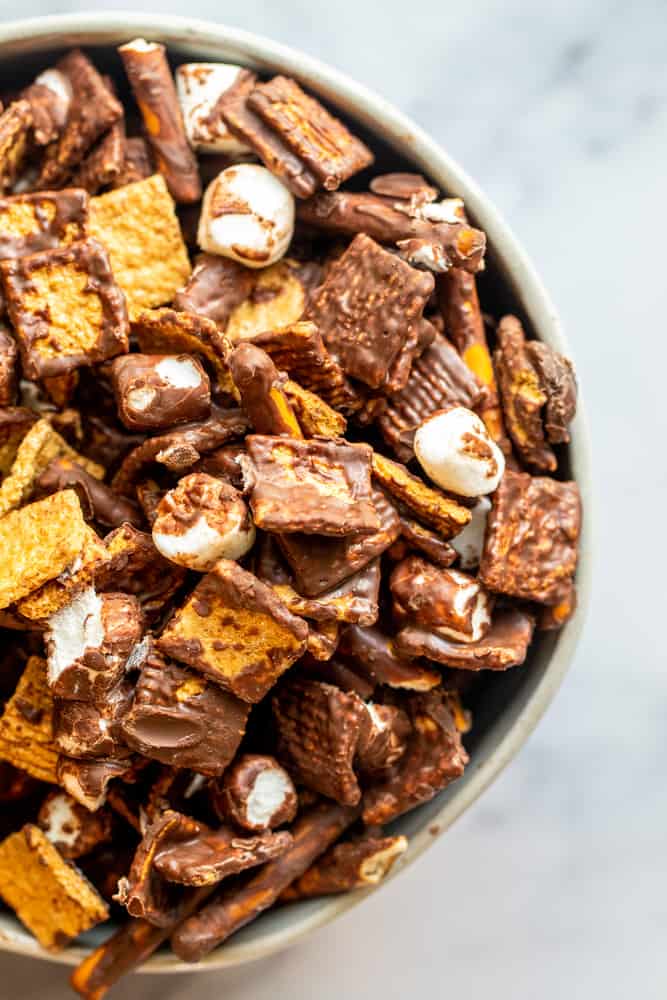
[{"xmin": 0, "ymin": 11, "xmax": 592, "ymax": 974}]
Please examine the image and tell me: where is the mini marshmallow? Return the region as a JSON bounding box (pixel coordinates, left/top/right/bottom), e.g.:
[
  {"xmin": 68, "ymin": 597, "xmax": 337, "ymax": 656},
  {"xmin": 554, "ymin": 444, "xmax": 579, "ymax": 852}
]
[
  {"xmin": 450, "ymin": 496, "xmax": 491, "ymax": 570},
  {"xmin": 197, "ymin": 164, "xmax": 295, "ymax": 269},
  {"xmin": 414, "ymin": 406, "xmax": 505, "ymax": 497},
  {"xmin": 152, "ymin": 472, "xmax": 256, "ymax": 571},
  {"xmin": 245, "ymin": 769, "xmax": 294, "ymax": 829},
  {"xmin": 175, "ymin": 63, "xmax": 251, "ymax": 154},
  {"xmin": 34, "ymin": 68, "xmax": 73, "ymax": 128},
  {"xmin": 47, "ymin": 588, "xmax": 104, "ymax": 690}
]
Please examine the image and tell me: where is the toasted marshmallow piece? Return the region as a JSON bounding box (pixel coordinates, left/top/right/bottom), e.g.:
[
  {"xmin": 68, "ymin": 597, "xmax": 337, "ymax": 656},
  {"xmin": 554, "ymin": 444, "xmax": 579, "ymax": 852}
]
[
  {"xmin": 197, "ymin": 164, "xmax": 295, "ymax": 268},
  {"xmin": 176, "ymin": 63, "xmax": 251, "ymax": 154},
  {"xmin": 152, "ymin": 472, "xmax": 256, "ymax": 571},
  {"xmin": 47, "ymin": 588, "xmax": 104, "ymax": 689},
  {"xmin": 450, "ymin": 496, "xmax": 491, "ymax": 570},
  {"xmin": 414, "ymin": 406, "xmax": 505, "ymax": 497}
]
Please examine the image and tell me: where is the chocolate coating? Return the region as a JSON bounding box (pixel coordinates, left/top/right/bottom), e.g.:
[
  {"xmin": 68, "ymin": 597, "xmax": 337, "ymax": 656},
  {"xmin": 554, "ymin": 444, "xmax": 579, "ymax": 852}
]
[
  {"xmin": 121, "ymin": 646, "xmax": 249, "ymax": 776},
  {"xmin": 36, "ymin": 457, "xmax": 142, "ymax": 528},
  {"xmin": 111, "ymin": 353, "xmax": 211, "ymax": 432}
]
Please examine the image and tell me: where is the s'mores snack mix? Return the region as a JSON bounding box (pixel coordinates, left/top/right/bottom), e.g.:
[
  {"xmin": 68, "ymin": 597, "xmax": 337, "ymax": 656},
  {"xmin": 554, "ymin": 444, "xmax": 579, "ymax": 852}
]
[{"xmin": 0, "ymin": 40, "xmax": 580, "ymax": 996}]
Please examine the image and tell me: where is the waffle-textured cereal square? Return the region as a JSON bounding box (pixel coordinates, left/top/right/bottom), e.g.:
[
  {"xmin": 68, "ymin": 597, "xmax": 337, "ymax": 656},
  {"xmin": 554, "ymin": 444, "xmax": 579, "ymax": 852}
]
[
  {"xmin": 89, "ymin": 174, "xmax": 191, "ymax": 314},
  {"xmin": 0, "ymin": 824, "xmax": 108, "ymax": 950},
  {"xmin": 0, "ymin": 656, "xmax": 59, "ymax": 783}
]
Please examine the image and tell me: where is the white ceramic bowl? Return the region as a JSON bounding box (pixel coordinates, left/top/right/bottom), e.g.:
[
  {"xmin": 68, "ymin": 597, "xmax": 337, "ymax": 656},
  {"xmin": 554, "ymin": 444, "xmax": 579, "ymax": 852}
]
[{"xmin": 0, "ymin": 12, "xmax": 592, "ymax": 973}]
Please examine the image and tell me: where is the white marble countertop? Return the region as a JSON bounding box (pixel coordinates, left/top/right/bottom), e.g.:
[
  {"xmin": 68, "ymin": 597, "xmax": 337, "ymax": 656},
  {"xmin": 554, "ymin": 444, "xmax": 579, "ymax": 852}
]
[{"xmin": 0, "ymin": 0, "xmax": 665, "ymax": 996}]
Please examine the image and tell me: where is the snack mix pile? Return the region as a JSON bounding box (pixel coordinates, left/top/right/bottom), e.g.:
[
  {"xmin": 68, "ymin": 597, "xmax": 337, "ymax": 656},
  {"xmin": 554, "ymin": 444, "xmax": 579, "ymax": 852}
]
[{"xmin": 0, "ymin": 41, "xmax": 581, "ymax": 996}]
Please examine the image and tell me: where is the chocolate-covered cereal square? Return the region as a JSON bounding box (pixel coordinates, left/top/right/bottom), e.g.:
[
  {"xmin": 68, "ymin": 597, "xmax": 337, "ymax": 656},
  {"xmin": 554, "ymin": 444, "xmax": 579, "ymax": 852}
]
[
  {"xmin": 0, "ymin": 656, "xmax": 59, "ymax": 784},
  {"xmin": 308, "ymin": 233, "xmax": 434, "ymax": 391},
  {"xmin": 479, "ymin": 469, "xmax": 581, "ymax": 604},
  {"xmin": 245, "ymin": 435, "xmax": 378, "ymax": 536},
  {"xmin": 0, "ymin": 189, "xmax": 88, "ymax": 261},
  {"xmin": 248, "ymin": 76, "xmax": 373, "ymax": 190},
  {"xmin": 157, "ymin": 559, "xmax": 308, "ymax": 703},
  {"xmin": 1, "ymin": 238, "xmax": 129, "ymax": 379}
]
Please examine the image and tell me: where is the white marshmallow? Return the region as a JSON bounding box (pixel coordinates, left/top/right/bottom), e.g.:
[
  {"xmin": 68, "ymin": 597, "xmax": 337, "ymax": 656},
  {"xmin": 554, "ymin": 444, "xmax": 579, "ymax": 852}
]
[
  {"xmin": 450, "ymin": 496, "xmax": 491, "ymax": 570},
  {"xmin": 152, "ymin": 479, "xmax": 255, "ymax": 571},
  {"xmin": 420, "ymin": 197, "xmax": 465, "ymax": 224},
  {"xmin": 175, "ymin": 63, "xmax": 251, "ymax": 154},
  {"xmin": 47, "ymin": 588, "xmax": 104, "ymax": 687},
  {"xmin": 445, "ymin": 570, "xmax": 493, "ymax": 642},
  {"xmin": 197, "ymin": 164, "xmax": 294, "ymax": 268},
  {"xmin": 40, "ymin": 793, "xmax": 80, "ymax": 850},
  {"xmin": 414, "ymin": 407, "xmax": 505, "ymax": 497},
  {"xmin": 35, "ymin": 68, "xmax": 73, "ymax": 108},
  {"xmin": 246, "ymin": 768, "xmax": 293, "ymax": 829},
  {"xmin": 155, "ymin": 356, "xmax": 203, "ymax": 390}
]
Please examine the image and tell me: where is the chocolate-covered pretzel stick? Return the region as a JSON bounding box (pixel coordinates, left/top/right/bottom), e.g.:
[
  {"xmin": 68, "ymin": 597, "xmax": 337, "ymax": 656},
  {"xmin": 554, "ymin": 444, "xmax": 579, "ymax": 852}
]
[
  {"xmin": 438, "ymin": 268, "xmax": 511, "ymax": 455},
  {"xmin": 298, "ymin": 190, "xmax": 486, "ymax": 273},
  {"xmin": 171, "ymin": 800, "xmax": 360, "ymax": 962},
  {"xmin": 119, "ymin": 39, "xmax": 201, "ymax": 204},
  {"xmin": 70, "ymin": 885, "xmax": 216, "ymax": 1000}
]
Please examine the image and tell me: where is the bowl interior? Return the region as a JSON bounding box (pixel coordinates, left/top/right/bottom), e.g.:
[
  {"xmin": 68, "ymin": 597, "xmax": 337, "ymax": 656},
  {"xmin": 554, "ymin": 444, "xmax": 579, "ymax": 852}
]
[{"xmin": 0, "ymin": 14, "xmax": 591, "ymax": 972}]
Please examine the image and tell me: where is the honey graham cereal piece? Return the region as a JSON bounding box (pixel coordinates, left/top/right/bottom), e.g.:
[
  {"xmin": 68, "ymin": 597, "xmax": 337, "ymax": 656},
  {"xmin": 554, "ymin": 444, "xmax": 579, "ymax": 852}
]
[
  {"xmin": 244, "ymin": 435, "xmax": 378, "ymax": 537},
  {"xmin": 0, "ymin": 417, "xmax": 103, "ymax": 518},
  {"xmin": 217, "ymin": 70, "xmax": 319, "ymax": 199},
  {"xmin": 248, "ymin": 75, "xmax": 373, "ymax": 191},
  {"xmin": 218, "ymin": 754, "xmax": 297, "ymax": 832},
  {"xmin": 278, "ymin": 487, "xmax": 400, "ymax": 596},
  {"xmin": 536, "ymin": 580, "xmax": 577, "ymax": 630},
  {"xmin": 390, "ymin": 555, "xmax": 494, "ymax": 642},
  {"xmin": 337, "ymin": 624, "xmax": 441, "ymax": 691},
  {"xmin": 157, "ymin": 559, "xmax": 308, "ymax": 703},
  {"xmin": 247, "ymin": 321, "xmax": 360, "ymax": 414},
  {"xmin": 0, "ymin": 101, "xmax": 33, "ymax": 193},
  {"xmin": 479, "ymin": 468, "xmax": 581, "ymax": 605},
  {"xmin": 0, "ymin": 656, "xmax": 59, "ymax": 783},
  {"xmin": 171, "ymin": 800, "xmax": 360, "ymax": 962},
  {"xmin": 88, "ymin": 174, "xmax": 191, "ymax": 314},
  {"xmin": 1, "ymin": 238, "xmax": 129, "ymax": 380},
  {"xmin": 378, "ymin": 334, "xmax": 484, "ymax": 462},
  {"xmin": 371, "ymin": 451, "xmax": 471, "ymax": 538},
  {"xmin": 362, "ymin": 690, "xmax": 469, "ymax": 826},
  {"xmin": 0, "ymin": 188, "xmax": 88, "ymax": 261},
  {"xmin": 122, "ymin": 645, "xmax": 250, "ymax": 774},
  {"xmin": 438, "ymin": 267, "xmax": 511, "ymax": 454},
  {"xmin": 132, "ymin": 306, "xmax": 233, "ymax": 394},
  {"xmin": 281, "ymin": 832, "xmax": 407, "ymax": 900},
  {"xmin": 223, "ymin": 258, "xmax": 310, "ymax": 342},
  {"xmin": 298, "ymin": 188, "xmax": 486, "ymax": 273},
  {"xmin": 0, "ymin": 490, "xmax": 88, "ymax": 609},
  {"xmin": 110, "ymin": 352, "xmax": 211, "ymax": 431},
  {"xmin": 525, "ymin": 339, "xmax": 577, "ymax": 445},
  {"xmin": 35, "ymin": 456, "xmax": 142, "ymax": 528},
  {"xmin": 173, "ymin": 252, "xmax": 254, "ymax": 327},
  {"xmin": 269, "ymin": 558, "xmax": 381, "ymax": 628},
  {"xmin": 282, "ymin": 379, "xmax": 348, "ymax": 437},
  {"xmin": 0, "ymin": 824, "xmax": 108, "ymax": 951},
  {"xmin": 119, "ymin": 40, "xmax": 201, "ymax": 204},
  {"xmin": 16, "ymin": 523, "xmax": 110, "ymax": 621},
  {"xmin": 273, "ymin": 678, "xmax": 367, "ymax": 805},
  {"xmin": 46, "ymin": 589, "xmax": 143, "ymax": 701},
  {"xmin": 38, "ymin": 790, "xmax": 113, "ymax": 860},
  {"xmin": 308, "ymin": 233, "xmax": 434, "ymax": 392},
  {"xmin": 0, "ymin": 326, "xmax": 17, "ymax": 405},
  {"xmin": 38, "ymin": 49, "xmax": 123, "ymax": 188},
  {"xmin": 152, "ymin": 473, "xmax": 255, "ymax": 571},
  {"xmin": 395, "ymin": 607, "xmax": 535, "ymax": 671},
  {"xmin": 230, "ymin": 343, "xmax": 303, "ymax": 437}
]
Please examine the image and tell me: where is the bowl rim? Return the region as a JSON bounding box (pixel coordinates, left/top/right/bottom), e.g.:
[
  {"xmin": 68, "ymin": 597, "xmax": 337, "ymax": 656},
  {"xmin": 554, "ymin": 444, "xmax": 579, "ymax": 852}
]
[{"xmin": 0, "ymin": 10, "xmax": 592, "ymax": 975}]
